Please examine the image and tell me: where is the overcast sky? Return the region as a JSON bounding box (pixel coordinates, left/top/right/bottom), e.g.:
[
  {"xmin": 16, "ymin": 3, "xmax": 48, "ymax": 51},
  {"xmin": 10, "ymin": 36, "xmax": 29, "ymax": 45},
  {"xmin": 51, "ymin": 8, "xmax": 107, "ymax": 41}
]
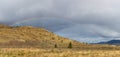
[{"xmin": 1, "ymin": 0, "xmax": 120, "ymax": 43}]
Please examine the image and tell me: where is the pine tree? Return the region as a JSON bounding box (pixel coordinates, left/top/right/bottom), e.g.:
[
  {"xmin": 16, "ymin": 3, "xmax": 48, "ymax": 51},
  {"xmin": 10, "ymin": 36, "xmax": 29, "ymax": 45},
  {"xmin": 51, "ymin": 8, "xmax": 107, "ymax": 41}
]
[
  {"xmin": 54, "ymin": 44, "xmax": 58, "ymax": 48},
  {"xmin": 68, "ymin": 42, "xmax": 72, "ymax": 48}
]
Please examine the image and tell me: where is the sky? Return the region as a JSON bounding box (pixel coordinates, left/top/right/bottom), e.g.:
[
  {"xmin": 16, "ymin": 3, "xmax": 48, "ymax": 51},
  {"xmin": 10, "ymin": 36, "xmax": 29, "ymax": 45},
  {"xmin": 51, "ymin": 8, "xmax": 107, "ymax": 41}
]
[{"xmin": 1, "ymin": 0, "xmax": 120, "ymax": 43}]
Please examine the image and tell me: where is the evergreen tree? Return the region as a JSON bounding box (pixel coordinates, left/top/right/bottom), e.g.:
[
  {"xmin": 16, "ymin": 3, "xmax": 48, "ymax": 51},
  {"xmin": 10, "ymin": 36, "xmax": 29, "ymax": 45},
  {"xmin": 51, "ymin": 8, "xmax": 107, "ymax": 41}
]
[
  {"xmin": 68, "ymin": 42, "xmax": 72, "ymax": 48},
  {"xmin": 54, "ymin": 44, "xmax": 58, "ymax": 48}
]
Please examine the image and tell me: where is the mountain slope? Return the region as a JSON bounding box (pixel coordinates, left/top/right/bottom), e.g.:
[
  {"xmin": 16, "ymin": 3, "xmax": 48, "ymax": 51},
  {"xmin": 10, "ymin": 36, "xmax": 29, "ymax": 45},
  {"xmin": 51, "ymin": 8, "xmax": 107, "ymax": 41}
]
[
  {"xmin": 0, "ymin": 24, "xmax": 119, "ymax": 50},
  {"xmin": 98, "ymin": 40, "xmax": 120, "ymax": 45},
  {"xmin": 0, "ymin": 24, "xmax": 84, "ymax": 48}
]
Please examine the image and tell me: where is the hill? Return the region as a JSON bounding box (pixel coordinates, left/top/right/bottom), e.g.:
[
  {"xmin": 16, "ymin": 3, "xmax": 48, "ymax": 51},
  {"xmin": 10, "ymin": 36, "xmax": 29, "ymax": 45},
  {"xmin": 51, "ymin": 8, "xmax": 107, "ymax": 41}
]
[
  {"xmin": 0, "ymin": 24, "xmax": 119, "ymax": 50},
  {"xmin": 97, "ymin": 40, "xmax": 120, "ymax": 46},
  {"xmin": 0, "ymin": 24, "xmax": 85, "ymax": 48}
]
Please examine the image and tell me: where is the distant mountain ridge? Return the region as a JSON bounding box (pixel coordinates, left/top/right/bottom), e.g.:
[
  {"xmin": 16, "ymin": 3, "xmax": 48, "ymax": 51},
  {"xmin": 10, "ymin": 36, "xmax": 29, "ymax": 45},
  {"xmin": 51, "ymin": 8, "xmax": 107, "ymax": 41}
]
[{"xmin": 97, "ymin": 40, "xmax": 120, "ymax": 45}]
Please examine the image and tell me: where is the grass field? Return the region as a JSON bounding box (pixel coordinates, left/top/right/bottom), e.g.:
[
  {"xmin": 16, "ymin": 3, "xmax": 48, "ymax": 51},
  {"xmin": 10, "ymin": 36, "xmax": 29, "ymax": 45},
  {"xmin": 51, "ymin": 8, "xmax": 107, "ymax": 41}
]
[
  {"xmin": 0, "ymin": 25, "xmax": 120, "ymax": 57},
  {"xmin": 0, "ymin": 48, "xmax": 120, "ymax": 57}
]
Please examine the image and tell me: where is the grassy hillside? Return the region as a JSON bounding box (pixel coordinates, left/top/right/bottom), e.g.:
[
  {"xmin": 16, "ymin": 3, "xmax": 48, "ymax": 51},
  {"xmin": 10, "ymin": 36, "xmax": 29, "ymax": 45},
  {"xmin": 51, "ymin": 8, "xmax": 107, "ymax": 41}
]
[
  {"xmin": 0, "ymin": 24, "xmax": 85, "ymax": 48},
  {"xmin": 0, "ymin": 24, "xmax": 119, "ymax": 50},
  {"xmin": 0, "ymin": 24, "xmax": 120, "ymax": 57}
]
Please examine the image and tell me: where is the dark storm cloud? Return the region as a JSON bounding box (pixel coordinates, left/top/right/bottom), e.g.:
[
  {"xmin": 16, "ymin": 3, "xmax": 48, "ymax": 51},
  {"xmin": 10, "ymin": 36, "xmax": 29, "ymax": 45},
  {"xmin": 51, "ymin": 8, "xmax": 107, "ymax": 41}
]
[{"xmin": 0, "ymin": 0, "xmax": 120, "ymax": 43}]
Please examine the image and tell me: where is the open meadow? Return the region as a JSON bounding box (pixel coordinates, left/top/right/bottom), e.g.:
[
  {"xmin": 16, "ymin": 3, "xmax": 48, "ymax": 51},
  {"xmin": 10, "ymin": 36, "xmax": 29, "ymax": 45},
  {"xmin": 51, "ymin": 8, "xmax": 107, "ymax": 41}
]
[{"xmin": 0, "ymin": 48, "xmax": 120, "ymax": 57}]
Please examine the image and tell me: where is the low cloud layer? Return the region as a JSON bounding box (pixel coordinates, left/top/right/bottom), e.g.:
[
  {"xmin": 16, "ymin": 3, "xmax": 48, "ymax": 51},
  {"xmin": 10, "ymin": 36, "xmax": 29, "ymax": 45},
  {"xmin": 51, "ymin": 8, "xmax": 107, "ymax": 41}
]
[{"xmin": 1, "ymin": 0, "xmax": 120, "ymax": 43}]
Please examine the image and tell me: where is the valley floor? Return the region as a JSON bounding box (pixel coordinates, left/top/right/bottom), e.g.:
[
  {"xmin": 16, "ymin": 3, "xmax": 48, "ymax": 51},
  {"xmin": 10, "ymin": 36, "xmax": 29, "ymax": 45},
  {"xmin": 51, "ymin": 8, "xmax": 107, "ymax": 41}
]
[{"xmin": 0, "ymin": 48, "xmax": 120, "ymax": 57}]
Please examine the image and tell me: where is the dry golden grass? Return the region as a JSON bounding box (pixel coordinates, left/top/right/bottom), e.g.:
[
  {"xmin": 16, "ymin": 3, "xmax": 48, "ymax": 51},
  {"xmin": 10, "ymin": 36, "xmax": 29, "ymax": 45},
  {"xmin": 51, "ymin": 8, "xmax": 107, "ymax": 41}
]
[
  {"xmin": 0, "ymin": 25, "xmax": 84, "ymax": 48},
  {"xmin": 0, "ymin": 25, "xmax": 120, "ymax": 57},
  {"xmin": 0, "ymin": 48, "xmax": 120, "ymax": 57}
]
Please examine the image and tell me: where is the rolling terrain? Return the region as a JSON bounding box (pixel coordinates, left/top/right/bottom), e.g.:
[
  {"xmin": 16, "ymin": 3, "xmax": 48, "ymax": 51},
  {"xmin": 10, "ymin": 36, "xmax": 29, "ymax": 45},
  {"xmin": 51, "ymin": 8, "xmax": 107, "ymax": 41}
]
[
  {"xmin": 0, "ymin": 24, "xmax": 84, "ymax": 48},
  {"xmin": 0, "ymin": 24, "xmax": 119, "ymax": 50},
  {"xmin": 0, "ymin": 24, "xmax": 120, "ymax": 57}
]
